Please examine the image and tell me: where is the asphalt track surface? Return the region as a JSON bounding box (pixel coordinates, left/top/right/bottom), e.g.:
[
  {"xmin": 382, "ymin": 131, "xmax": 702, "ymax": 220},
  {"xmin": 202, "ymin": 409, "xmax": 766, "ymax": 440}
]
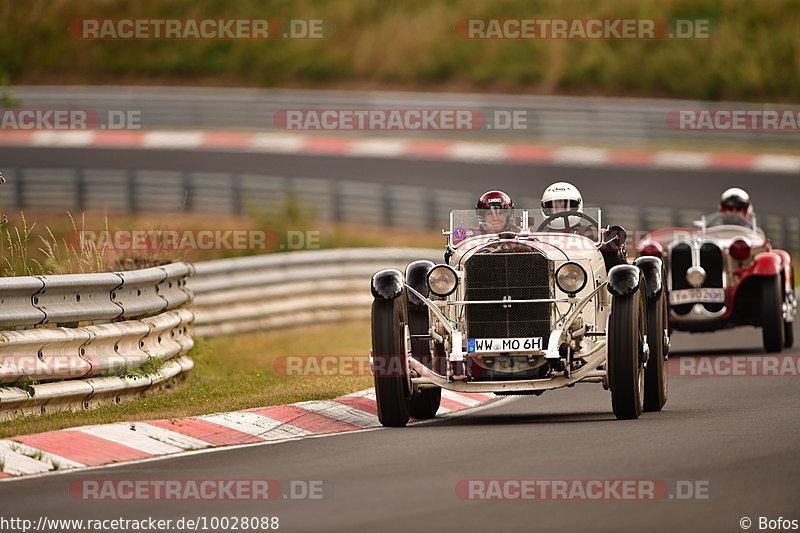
[
  {"xmin": 1, "ymin": 323, "xmax": 798, "ymax": 533},
  {"xmin": 1, "ymin": 145, "xmax": 799, "ymax": 215}
]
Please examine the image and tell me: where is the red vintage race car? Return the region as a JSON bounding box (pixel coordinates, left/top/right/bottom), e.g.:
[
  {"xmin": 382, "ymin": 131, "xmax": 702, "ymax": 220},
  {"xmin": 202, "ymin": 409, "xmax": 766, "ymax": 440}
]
[{"xmin": 638, "ymin": 213, "xmax": 796, "ymax": 352}]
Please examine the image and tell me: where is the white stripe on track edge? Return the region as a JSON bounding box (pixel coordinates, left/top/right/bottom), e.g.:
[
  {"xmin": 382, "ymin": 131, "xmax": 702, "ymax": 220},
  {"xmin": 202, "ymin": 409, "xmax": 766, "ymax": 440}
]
[
  {"xmin": 0, "ymin": 390, "xmax": 509, "ymax": 482},
  {"xmin": 200, "ymin": 411, "xmax": 314, "ymax": 441}
]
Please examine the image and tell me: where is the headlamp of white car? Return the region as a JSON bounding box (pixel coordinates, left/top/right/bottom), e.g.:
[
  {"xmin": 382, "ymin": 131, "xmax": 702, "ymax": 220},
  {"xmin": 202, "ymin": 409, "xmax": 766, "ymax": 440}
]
[
  {"xmin": 556, "ymin": 262, "xmax": 587, "ymax": 295},
  {"xmin": 427, "ymin": 264, "xmax": 458, "ymax": 297}
]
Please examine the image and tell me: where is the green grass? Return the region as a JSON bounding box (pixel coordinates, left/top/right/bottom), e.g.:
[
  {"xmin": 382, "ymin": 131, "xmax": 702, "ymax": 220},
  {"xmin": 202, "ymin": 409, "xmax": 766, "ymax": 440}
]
[
  {"xmin": 1, "ymin": 0, "xmax": 798, "ymax": 102},
  {"xmin": 0, "ymin": 209, "xmax": 443, "ymax": 277},
  {"xmin": 0, "ymin": 320, "xmax": 374, "ymax": 439}
]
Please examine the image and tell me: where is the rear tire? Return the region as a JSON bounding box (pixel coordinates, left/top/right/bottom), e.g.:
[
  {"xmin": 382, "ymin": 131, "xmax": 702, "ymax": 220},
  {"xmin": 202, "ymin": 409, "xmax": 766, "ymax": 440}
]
[
  {"xmin": 407, "ymin": 306, "xmax": 441, "ymax": 420},
  {"xmin": 372, "ymin": 298, "xmax": 411, "ymax": 427},
  {"xmin": 643, "ymin": 291, "xmax": 668, "ymax": 412},
  {"xmin": 785, "ymin": 321, "xmax": 794, "ymax": 349},
  {"xmin": 761, "ymin": 275, "xmax": 784, "ymax": 353},
  {"xmin": 608, "ymin": 289, "xmax": 645, "ymax": 420}
]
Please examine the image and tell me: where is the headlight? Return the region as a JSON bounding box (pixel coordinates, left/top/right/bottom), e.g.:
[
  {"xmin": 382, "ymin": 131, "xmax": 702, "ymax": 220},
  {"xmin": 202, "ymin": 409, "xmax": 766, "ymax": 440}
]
[
  {"xmin": 686, "ymin": 266, "xmax": 706, "ymax": 288},
  {"xmin": 556, "ymin": 262, "xmax": 587, "ymax": 294},
  {"xmin": 427, "ymin": 264, "xmax": 458, "ymax": 297}
]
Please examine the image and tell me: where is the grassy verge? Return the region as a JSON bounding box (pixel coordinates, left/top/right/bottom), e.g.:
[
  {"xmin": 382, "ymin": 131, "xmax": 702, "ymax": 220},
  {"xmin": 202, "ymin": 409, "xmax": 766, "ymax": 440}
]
[
  {"xmin": 2, "ymin": 0, "xmax": 798, "ymax": 102},
  {"xmin": 0, "ymin": 209, "xmax": 443, "ymax": 276},
  {"xmin": 0, "ymin": 320, "xmax": 373, "ymax": 439}
]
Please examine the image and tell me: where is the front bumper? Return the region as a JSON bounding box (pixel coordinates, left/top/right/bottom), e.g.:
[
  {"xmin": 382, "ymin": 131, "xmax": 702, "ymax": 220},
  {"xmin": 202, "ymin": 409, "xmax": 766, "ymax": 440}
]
[{"xmin": 406, "ymin": 344, "xmax": 607, "ymax": 393}]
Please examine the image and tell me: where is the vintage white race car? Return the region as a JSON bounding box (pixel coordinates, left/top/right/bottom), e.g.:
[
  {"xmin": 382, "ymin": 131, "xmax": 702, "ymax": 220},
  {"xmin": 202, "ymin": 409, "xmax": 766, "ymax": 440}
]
[{"xmin": 370, "ymin": 207, "xmax": 670, "ymax": 427}]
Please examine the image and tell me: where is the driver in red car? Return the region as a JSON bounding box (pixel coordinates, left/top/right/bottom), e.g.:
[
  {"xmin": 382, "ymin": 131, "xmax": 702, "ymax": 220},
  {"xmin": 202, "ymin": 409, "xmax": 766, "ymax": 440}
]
[{"xmin": 706, "ymin": 187, "xmax": 755, "ymax": 228}]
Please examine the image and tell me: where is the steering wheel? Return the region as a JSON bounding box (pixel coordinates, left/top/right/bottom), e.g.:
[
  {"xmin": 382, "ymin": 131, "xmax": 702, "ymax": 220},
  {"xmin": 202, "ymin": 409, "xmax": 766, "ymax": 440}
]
[{"xmin": 536, "ymin": 210, "xmax": 599, "ymax": 233}]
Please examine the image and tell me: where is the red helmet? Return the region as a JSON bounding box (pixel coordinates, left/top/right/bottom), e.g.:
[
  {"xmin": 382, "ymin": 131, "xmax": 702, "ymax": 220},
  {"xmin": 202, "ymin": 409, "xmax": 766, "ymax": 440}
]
[{"xmin": 476, "ymin": 190, "xmax": 513, "ymax": 210}]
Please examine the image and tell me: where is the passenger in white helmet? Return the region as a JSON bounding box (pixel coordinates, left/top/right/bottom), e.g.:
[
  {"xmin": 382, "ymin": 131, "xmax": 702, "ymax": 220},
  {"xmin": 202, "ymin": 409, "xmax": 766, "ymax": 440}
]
[
  {"xmin": 539, "ymin": 181, "xmax": 591, "ymax": 233},
  {"xmin": 539, "ymin": 181, "xmax": 627, "ymax": 271}
]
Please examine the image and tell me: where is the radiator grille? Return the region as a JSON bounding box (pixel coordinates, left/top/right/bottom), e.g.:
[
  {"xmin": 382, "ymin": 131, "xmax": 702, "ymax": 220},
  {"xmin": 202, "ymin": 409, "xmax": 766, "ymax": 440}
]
[
  {"xmin": 464, "ymin": 251, "xmax": 552, "ymax": 339},
  {"xmin": 670, "ymin": 242, "xmax": 693, "ymax": 315},
  {"xmin": 700, "ymin": 242, "xmax": 725, "ymax": 312}
]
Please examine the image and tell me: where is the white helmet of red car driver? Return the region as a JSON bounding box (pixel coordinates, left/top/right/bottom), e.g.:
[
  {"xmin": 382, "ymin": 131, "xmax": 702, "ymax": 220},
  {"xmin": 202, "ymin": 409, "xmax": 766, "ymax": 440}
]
[
  {"xmin": 541, "ymin": 182, "xmax": 583, "ymax": 217},
  {"xmin": 720, "ymin": 187, "xmax": 753, "ymax": 218}
]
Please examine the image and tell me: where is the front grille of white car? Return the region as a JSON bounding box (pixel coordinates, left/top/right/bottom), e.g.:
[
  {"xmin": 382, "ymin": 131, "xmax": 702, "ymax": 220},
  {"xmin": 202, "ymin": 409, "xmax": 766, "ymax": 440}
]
[{"xmin": 463, "ymin": 251, "xmax": 553, "ymax": 339}]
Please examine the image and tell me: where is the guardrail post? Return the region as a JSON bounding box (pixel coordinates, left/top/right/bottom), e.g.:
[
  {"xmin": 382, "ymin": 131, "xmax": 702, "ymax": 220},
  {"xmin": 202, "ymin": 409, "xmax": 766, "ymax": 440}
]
[
  {"xmin": 13, "ymin": 167, "xmax": 23, "ymax": 209},
  {"xmin": 126, "ymin": 169, "xmax": 137, "ymax": 213},
  {"xmin": 74, "ymin": 168, "xmax": 86, "ymax": 211},
  {"xmin": 182, "ymin": 171, "xmax": 194, "ymax": 212},
  {"xmin": 382, "ymin": 184, "xmax": 393, "ymax": 227},
  {"xmin": 426, "ymin": 191, "xmax": 437, "ymax": 229},
  {"xmin": 231, "ymin": 173, "xmax": 243, "ymax": 216},
  {"xmin": 331, "ymin": 180, "xmax": 342, "ymax": 223}
]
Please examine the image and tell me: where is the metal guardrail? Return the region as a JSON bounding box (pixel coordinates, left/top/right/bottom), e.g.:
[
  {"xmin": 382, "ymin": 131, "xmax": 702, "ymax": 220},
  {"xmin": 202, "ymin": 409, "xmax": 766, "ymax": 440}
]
[
  {"xmin": 189, "ymin": 248, "xmax": 440, "ymax": 337},
  {"xmin": 0, "ymin": 262, "xmax": 193, "ymax": 327},
  {"xmin": 10, "ymin": 86, "xmax": 800, "ymax": 147},
  {"xmin": 0, "ymin": 262, "xmax": 195, "ymax": 420}
]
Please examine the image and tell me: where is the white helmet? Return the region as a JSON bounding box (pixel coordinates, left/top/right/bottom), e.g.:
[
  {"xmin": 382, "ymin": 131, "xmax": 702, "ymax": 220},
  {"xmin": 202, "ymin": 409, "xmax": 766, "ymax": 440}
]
[
  {"xmin": 720, "ymin": 187, "xmax": 752, "ymax": 217},
  {"xmin": 541, "ymin": 182, "xmax": 583, "ymax": 217}
]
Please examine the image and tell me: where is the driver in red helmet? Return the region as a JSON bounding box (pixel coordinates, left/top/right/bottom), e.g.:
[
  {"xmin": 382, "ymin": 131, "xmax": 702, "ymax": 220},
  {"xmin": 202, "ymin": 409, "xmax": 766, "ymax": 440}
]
[
  {"xmin": 445, "ymin": 190, "xmax": 518, "ymax": 263},
  {"xmin": 476, "ymin": 190, "xmax": 518, "ymax": 233}
]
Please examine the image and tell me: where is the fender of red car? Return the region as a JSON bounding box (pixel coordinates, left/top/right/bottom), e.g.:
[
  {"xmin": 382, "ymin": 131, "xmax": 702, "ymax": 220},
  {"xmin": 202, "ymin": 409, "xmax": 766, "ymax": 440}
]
[
  {"xmin": 371, "ymin": 268, "xmax": 404, "ymax": 300},
  {"xmin": 750, "ymin": 251, "xmax": 782, "ymax": 277},
  {"xmin": 772, "ymin": 249, "xmax": 791, "ymax": 269}
]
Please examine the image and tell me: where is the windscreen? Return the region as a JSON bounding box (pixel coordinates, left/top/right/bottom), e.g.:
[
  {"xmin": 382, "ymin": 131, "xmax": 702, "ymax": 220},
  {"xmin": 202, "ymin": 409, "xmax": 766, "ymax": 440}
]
[{"xmin": 449, "ymin": 208, "xmax": 602, "ymax": 246}]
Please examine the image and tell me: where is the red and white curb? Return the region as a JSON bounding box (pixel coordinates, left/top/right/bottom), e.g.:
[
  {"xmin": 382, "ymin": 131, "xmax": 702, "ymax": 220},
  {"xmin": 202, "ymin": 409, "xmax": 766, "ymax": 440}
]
[
  {"xmin": 1, "ymin": 130, "xmax": 798, "ymax": 173},
  {"xmin": 0, "ymin": 388, "xmax": 495, "ymax": 479}
]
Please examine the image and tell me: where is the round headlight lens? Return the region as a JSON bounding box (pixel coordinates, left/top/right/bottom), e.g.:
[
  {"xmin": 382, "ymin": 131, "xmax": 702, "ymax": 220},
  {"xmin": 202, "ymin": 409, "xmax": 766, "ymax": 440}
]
[
  {"xmin": 686, "ymin": 265, "xmax": 706, "ymax": 288},
  {"xmin": 556, "ymin": 262, "xmax": 587, "ymax": 294},
  {"xmin": 427, "ymin": 265, "xmax": 458, "ymax": 297}
]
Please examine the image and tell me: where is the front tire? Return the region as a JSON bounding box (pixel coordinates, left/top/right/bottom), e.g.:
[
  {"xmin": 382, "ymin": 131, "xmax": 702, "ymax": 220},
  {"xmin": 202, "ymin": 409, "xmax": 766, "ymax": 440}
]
[
  {"xmin": 608, "ymin": 289, "xmax": 645, "ymax": 420},
  {"xmin": 761, "ymin": 275, "xmax": 784, "ymax": 353},
  {"xmin": 643, "ymin": 290, "xmax": 668, "ymax": 412},
  {"xmin": 372, "ymin": 298, "xmax": 411, "ymax": 427}
]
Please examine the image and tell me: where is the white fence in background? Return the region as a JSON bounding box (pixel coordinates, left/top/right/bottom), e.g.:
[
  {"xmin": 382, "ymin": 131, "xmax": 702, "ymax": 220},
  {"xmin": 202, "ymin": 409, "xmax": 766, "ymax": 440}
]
[{"xmin": 11, "ymin": 86, "xmax": 800, "ymax": 147}]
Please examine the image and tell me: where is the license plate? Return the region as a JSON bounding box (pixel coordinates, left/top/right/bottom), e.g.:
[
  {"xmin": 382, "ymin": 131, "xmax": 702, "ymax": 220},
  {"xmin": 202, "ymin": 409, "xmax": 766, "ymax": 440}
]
[
  {"xmin": 669, "ymin": 288, "xmax": 725, "ymax": 305},
  {"xmin": 467, "ymin": 337, "xmax": 543, "ymax": 353}
]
